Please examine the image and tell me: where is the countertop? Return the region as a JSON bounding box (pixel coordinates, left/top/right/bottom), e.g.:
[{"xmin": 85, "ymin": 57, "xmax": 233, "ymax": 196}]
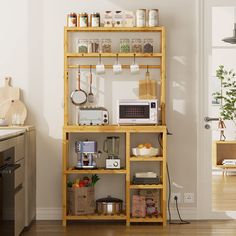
[{"xmin": 0, "ymin": 129, "xmax": 26, "ymax": 141}]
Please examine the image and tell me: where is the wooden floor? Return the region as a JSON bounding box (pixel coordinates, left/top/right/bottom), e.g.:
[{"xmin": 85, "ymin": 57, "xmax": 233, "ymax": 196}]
[
  {"xmin": 22, "ymin": 220, "xmax": 236, "ymax": 236},
  {"xmin": 212, "ymin": 174, "xmax": 236, "ymax": 211}
]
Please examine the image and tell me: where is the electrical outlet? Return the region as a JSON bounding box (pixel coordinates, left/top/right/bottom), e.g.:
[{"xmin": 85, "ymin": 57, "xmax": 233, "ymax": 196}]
[
  {"xmin": 171, "ymin": 193, "xmax": 181, "ymax": 203},
  {"xmin": 184, "ymin": 192, "xmax": 194, "ymax": 203}
]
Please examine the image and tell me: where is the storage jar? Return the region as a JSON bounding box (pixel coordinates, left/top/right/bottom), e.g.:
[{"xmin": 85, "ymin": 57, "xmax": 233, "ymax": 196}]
[
  {"xmin": 101, "ymin": 39, "xmax": 112, "ymax": 53},
  {"xmin": 136, "ymin": 9, "xmax": 146, "ymax": 27},
  {"xmin": 114, "ymin": 11, "xmax": 123, "ymax": 27},
  {"xmin": 104, "ymin": 11, "xmax": 113, "ymax": 27},
  {"xmin": 77, "ymin": 39, "xmax": 88, "ymax": 53},
  {"xmin": 120, "ymin": 39, "xmax": 130, "ymax": 53},
  {"xmin": 131, "ymin": 39, "xmax": 142, "ymax": 53},
  {"xmin": 88, "ymin": 39, "xmax": 100, "ymax": 53},
  {"xmin": 78, "ymin": 13, "xmax": 88, "ymax": 27},
  {"xmin": 143, "ymin": 39, "xmax": 154, "ymax": 53},
  {"xmin": 90, "ymin": 13, "xmax": 100, "ymax": 27},
  {"xmin": 67, "ymin": 13, "xmax": 77, "ymax": 27},
  {"xmin": 148, "ymin": 9, "xmax": 159, "ymax": 27}
]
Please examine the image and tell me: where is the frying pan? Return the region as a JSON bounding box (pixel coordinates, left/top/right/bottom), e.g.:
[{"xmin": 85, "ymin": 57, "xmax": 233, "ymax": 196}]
[{"xmin": 71, "ymin": 66, "xmax": 87, "ymax": 105}]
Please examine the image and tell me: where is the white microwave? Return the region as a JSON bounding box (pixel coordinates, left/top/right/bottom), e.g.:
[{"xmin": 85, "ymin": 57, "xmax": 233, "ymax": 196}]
[{"xmin": 117, "ymin": 99, "xmax": 158, "ymax": 124}]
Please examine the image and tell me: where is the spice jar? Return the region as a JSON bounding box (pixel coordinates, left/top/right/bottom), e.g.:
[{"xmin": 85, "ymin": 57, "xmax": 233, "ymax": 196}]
[
  {"xmin": 131, "ymin": 39, "xmax": 142, "ymax": 53},
  {"xmin": 88, "ymin": 39, "xmax": 100, "ymax": 53},
  {"xmin": 90, "ymin": 13, "xmax": 100, "ymax": 27},
  {"xmin": 77, "ymin": 39, "xmax": 88, "ymax": 53},
  {"xmin": 114, "ymin": 11, "xmax": 123, "ymax": 27},
  {"xmin": 143, "ymin": 39, "xmax": 154, "ymax": 53},
  {"xmin": 136, "ymin": 9, "xmax": 146, "ymax": 27},
  {"xmin": 104, "ymin": 11, "xmax": 113, "ymax": 27},
  {"xmin": 78, "ymin": 13, "xmax": 88, "ymax": 27},
  {"xmin": 120, "ymin": 39, "xmax": 130, "ymax": 53},
  {"xmin": 148, "ymin": 9, "xmax": 159, "ymax": 27},
  {"xmin": 101, "ymin": 39, "xmax": 112, "ymax": 53},
  {"xmin": 67, "ymin": 13, "xmax": 77, "ymax": 27}
]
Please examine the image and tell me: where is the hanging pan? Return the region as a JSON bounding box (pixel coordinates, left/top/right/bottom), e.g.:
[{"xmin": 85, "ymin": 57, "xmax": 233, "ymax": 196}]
[{"xmin": 70, "ymin": 66, "xmax": 87, "ymax": 105}]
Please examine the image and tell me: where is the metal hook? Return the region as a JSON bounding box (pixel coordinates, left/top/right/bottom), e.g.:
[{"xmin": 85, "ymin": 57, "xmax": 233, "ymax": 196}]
[
  {"xmin": 90, "ymin": 65, "xmax": 92, "ymax": 73},
  {"xmin": 146, "ymin": 65, "xmax": 149, "ymax": 73},
  {"xmin": 99, "ymin": 53, "xmax": 101, "ymax": 64},
  {"xmin": 116, "ymin": 53, "xmax": 119, "ymax": 64},
  {"xmin": 133, "ymin": 54, "xmax": 136, "ymax": 64}
]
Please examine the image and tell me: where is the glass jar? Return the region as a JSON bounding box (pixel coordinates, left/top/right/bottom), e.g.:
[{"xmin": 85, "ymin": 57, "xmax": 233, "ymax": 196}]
[
  {"xmin": 120, "ymin": 39, "xmax": 130, "ymax": 53},
  {"xmin": 77, "ymin": 39, "xmax": 88, "ymax": 53},
  {"xmin": 104, "ymin": 11, "xmax": 113, "ymax": 27},
  {"xmin": 90, "ymin": 13, "xmax": 100, "ymax": 27},
  {"xmin": 67, "ymin": 13, "xmax": 77, "ymax": 27},
  {"xmin": 136, "ymin": 9, "xmax": 146, "ymax": 27},
  {"xmin": 114, "ymin": 11, "xmax": 123, "ymax": 27},
  {"xmin": 148, "ymin": 9, "xmax": 159, "ymax": 27},
  {"xmin": 131, "ymin": 39, "xmax": 142, "ymax": 53},
  {"xmin": 101, "ymin": 39, "xmax": 112, "ymax": 53},
  {"xmin": 78, "ymin": 13, "xmax": 88, "ymax": 27},
  {"xmin": 143, "ymin": 39, "xmax": 154, "ymax": 53},
  {"xmin": 88, "ymin": 39, "xmax": 100, "ymax": 53}
]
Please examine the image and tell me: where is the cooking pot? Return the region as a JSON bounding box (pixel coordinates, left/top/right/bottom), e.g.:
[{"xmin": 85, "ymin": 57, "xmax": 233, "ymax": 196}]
[{"xmin": 96, "ymin": 195, "xmax": 123, "ymax": 215}]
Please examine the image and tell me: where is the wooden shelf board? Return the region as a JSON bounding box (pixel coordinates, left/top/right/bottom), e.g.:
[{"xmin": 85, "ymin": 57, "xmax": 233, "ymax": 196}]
[
  {"xmin": 65, "ymin": 26, "xmax": 163, "ymax": 32},
  {"xmin": 129, "ymin": 184, "xmax": 163, "ymax": 189},
  {"xmin": 66, "ymin": 53, "xmax": 162, "ymax": 58},
  {"xmin": 66, "ymin": 213, "xmax": 127, "ymax": 220},
  {"xmin": 214, "ymin": 140, "xmax": 236, "ymax": 144},
  {"xmin": 130, "ymin": 215, "xmax": 163, "ymax": 223},
  {"xmin": 216, "ymin": 165, "xmax": 236, "ymax": 168},
  {"xmin": 64, "ymin": 125, "xmax": 166, "ymax": 133},
  {"xmin": 130, "ymin": 156, "xmax": 163, "ymax": 161},
  {"xmin": 65, "ymin": 168, "xmax": 127, "ymax": 174}
]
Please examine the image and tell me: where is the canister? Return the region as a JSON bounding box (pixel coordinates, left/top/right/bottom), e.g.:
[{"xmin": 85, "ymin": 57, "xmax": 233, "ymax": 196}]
[
  {"xmin": 90, "ymin": 13, "xmax": 100, "ymax": 27},
  {"xmin": 67, "ymin": 13, "xmax": 77, "ymax": 27},
  {"xmin": 136, "ymin": 9, "xmax": 146, "ymax": 27},
  {"xmin": 79, "ymin": 13, "xmax": 88, "ymax": 27},
  {"xmin": 148, "ymin": 9, "xmax": 159, "ymax": 27}
]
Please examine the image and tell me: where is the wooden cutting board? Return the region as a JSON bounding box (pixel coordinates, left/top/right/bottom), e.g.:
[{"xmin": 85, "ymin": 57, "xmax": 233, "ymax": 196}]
[
  {"xmin": 0, "ymin": 77, "xmax": 20, "ymax": 104},
  {"xmin": 0, "ymin": 99, "xmax": 27, "ymax": 125},
  {"xmin": 139, "ymin": 71, "xmax": 157, "ymax": 99}
]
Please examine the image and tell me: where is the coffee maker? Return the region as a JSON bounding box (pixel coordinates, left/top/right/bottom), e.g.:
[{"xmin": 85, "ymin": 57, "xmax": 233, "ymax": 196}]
[
  {"xmin": 104, "ymin": 136, "xmax": 121, "ymax": 169},
  {"xmin": 75, "ymin": 141, "xmax": 101, "ymax": 169}
]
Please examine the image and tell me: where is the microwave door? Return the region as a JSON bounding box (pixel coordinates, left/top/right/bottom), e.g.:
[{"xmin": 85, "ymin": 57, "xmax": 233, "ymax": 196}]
[{"xmin": 119, "ymin": 105, "xmax": 150, "ymax": 120}]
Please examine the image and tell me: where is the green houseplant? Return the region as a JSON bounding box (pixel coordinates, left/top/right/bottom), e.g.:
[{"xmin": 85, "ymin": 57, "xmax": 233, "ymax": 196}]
[{"xmin": 213, "ymin": 65, "xmax": 236, "ymax": 126}]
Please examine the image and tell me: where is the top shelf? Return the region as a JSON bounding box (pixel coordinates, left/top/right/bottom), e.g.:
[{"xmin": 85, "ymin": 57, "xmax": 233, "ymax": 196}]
[{"xmin": 65, "ymin": 26, "xmax": 164, "ymax": 32}]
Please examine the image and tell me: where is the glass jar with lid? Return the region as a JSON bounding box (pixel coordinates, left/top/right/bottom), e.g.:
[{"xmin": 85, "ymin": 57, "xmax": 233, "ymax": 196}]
[
  {"xmin": 78, "ymin": 13, "xmax": 88, "ymax": 27},
  {"xmin": 120, "ymin": 39, "xmax": 130, "ymax": 53},
  {"xmin": 143, "ymin": 39, "xmax": 154, "ymax": 53},
  {"xmin": 77, "ymin": 39, "xmax": 88, "ymax": 53},
  {"xmin": 101, "ymin": 39, "xmax": 112, "ymax": 53},
  {"xmin": 88, "ymin": 39, "xmax": 100, "ymax": 53},
  {"xmin": 131, "ymin": 39, "xmax": 142, "ymax": 53},
  {"xmin": 90, "ymin": 13, "xmax": 100, "ymax": 27}
]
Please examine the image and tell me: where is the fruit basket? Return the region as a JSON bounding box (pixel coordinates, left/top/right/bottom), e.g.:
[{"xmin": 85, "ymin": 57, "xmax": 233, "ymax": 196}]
[{"xmin": 132, "ymin": 144, "xmax": 159, "ymax": 157}]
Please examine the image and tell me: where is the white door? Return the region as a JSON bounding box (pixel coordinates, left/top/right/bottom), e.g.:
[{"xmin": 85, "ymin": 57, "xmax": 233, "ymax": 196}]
[{"xmin": 198, "ymin": 0, "xmax": 236, "ymax": 219}]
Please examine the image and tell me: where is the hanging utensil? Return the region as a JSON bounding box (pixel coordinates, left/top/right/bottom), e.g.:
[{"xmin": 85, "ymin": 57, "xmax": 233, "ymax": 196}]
[
  {"xmin": 139, "ymin": 66, "xmax": 157, "ymax": 99},
  {"xmin": 113, "ymin": 54, "xmax": 122, "ymax": 74},
  {"xmin": 130, "ymin": 54, "xmax": 139, "ymax": 74},
  {"xmin": 96, "ymin": 54, "xmax": 105, "ymax": 74},
  {"xmin": 87, "ymin": 65, "xmax": 95, "ymax": 104},
  {"xmin": 71, "ymin": 66, "xmax": 87, "ymax": 105}
]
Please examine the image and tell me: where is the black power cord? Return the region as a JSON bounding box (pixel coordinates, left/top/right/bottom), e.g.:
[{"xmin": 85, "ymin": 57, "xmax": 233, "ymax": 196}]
[{"xmin": 158, "ymin": 133, "xmax": 190, "ymax": 225}]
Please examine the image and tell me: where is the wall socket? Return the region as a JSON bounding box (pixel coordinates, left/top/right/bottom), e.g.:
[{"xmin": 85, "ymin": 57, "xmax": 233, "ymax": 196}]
[
  {"xmin": 183, "ymin": 192, "xmax": 194, "ymax": 203},
  {"xmin": 171, "ymin": 193, "xmax": 181, "ymax": 203}
]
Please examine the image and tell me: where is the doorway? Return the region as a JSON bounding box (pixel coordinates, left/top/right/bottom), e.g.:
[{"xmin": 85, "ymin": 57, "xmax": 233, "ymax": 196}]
[{"xmin": 198, "ymin": 0, "xmax": 236, "ymax": 219}]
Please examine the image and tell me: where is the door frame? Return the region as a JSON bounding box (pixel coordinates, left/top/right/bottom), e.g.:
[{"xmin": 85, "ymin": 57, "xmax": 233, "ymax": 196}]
[{"xmin": 197, "ymin": 0, "xmax": 236, "ymax": 219}]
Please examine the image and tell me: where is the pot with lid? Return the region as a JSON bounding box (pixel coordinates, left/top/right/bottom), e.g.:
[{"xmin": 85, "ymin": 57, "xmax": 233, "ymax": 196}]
[{"xmin": 96, "ymin": 195, "xmax": 123, "ymax": 215}]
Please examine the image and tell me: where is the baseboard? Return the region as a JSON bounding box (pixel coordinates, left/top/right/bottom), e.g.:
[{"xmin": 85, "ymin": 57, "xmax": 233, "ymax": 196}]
[
  {"xmin": 36, "ymin": 208, "xmax": 62, "ymax": 220},
  {"xmin": 36, "ymin": 207, "xmax": 197, "ymax": 221}
]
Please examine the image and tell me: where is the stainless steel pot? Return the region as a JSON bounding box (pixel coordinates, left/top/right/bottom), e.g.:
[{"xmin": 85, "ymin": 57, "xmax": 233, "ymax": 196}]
[{"xmin": 96, "ymin": 195, "xmax": 123, "ymax": 215}]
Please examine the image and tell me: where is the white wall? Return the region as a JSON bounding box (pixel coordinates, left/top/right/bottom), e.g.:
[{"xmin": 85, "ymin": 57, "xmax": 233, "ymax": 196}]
[{"xmin": 0, "ymin": 0, "xmax": 198, "ymax": 219}]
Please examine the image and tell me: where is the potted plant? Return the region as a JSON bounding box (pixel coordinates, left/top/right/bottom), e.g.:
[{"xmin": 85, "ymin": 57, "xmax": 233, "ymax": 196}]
[{"xmin": 213, "ymin": 65, "xmax": 236, "ymax": 139}]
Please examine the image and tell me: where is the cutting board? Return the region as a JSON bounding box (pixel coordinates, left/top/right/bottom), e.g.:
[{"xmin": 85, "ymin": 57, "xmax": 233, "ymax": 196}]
[
  {"xmin": 139, "ymin": 71, "xmax": 157, "ymax": 99},
  {"xmin": 0, "ymin": 99, "xmax": 27, "ymax": 125},
  {"xmin": 0, "ymin": 77, "xmax": 20, "ymax": 104}
]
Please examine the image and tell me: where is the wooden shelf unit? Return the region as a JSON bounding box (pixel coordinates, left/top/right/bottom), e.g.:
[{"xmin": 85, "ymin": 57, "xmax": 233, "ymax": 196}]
[{"xmin": 63, "ymin": 26, "xmax": 167, "ymax": 226}]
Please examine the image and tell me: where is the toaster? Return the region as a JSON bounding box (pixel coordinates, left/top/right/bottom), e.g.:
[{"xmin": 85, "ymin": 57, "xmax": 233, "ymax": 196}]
[{"xmin": 78, "ymin": 107, "xmax": 109, "ymax": 125}]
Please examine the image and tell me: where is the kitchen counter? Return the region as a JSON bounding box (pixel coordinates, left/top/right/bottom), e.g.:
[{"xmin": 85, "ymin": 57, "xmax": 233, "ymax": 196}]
[{"xmin": 0, "ymin": 129, "xmax": 25, "ymax": 141}]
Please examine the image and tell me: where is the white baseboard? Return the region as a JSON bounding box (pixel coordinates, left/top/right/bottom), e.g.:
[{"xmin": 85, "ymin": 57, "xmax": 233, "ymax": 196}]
[
  {"xmin": 36, "ymin": 207, "xmax": 197, "ymax": 221},
  {"xmin": 36, "ymin": 208, "xmax": 62, "ymax": 220}
]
